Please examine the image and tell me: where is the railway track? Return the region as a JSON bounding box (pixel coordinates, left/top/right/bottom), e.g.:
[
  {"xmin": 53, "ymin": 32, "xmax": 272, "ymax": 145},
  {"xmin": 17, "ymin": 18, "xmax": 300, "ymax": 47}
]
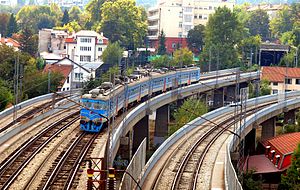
[
  {"xmin": 0, "ymin": 96, "xmax": 68, "ymax": 134},
  {"xmin": 151, "ymin": 105, "xmax": 266, "ymax": 190},
  {"xmin": 38, "ymin": 132, "xmax": 98, "ymax": 190},
  {"xmin": 0, "ymin": 112, "xmax": 79, "ymax": 190}
]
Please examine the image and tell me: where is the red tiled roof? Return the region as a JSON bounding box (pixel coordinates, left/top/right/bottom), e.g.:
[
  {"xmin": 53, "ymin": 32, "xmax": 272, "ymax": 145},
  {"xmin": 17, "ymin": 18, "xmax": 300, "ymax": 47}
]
[
  {"xmin": 43, "ymin": 64, "xmax": 73, "ymax": 84},
  {"xmin": 65, "ymin": 38, "xmax": 75, "ymax": 43},
  {"xmin": 0, "ymin": 37, "xmax": 20, "ymax": 47},
  {"xmin": 261, "ymin": 66, "xmax": 300, "ymax": 82},
  {"xmin": 267, "ymin": 132, "xmax": 300, "ymax": 155}
]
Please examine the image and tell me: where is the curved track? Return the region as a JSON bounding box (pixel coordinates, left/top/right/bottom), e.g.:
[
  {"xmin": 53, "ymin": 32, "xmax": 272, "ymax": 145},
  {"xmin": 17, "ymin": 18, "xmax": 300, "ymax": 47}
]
[{"xmin": 0, "ymin": 112, "xmax": 79, "ymax": 190}]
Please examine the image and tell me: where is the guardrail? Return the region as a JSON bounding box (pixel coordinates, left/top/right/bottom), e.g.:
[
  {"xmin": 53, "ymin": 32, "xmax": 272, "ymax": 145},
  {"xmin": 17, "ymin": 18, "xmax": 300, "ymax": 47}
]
[
  {"xmin": 0, "ymin": 89, "xmax": 81, "ymax": 120},
  {"xmin": 226, "ymin": 97, "xmax": 300, "ymax": 190},
  {"xmin": 137, "ymin": 91, "xmax": 300, "ymax": 187},
  {"xmin": 111, "ymin": 71, "xmax": 261, "ymax": 162}
]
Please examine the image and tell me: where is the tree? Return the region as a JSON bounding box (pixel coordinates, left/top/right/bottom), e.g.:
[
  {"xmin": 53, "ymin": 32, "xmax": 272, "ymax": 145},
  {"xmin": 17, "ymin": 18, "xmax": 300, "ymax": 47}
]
[
  {"xmin": 69, "ymin": 6, "xmax": 81, "ymax": 22},
  {"xmin": 6, "ymin": 13, "xmax": 18, "ymax": 37},
  {"xmin": 203, "ymin": 7, "xmax": 242, "ymax": 70},
  {"xmin": 238, "ymin": 35, "xmax": 261, "ymax": 66},
  {"xmin": 157, "ymin": 30, "xmax": 166, "ymax": 55},
  {"xmin": 101, "ymin": 42, "xmax": 124, "ymax": 66},
  {"xmin": 169, "ymin": 98, "xmax": 207, "ymax": 135},
  {"xmin": 187, "ymin": 24, "xmax": 205, "ymax": 53},
  {"xmin": 280, "ymin": 143, "xmax": 300, "ymax": 189},
  {"xmin": 270, "ymin": 6, "xmax": 293, "ymax": 38},
  {"xmin": 100, "ymin": 0, "xmax": 148, "ymax": 49},
  {"xmin": 151, "ymin": 55, "xmax": 171, "ymax": 68},
  {"xmin": 0, "ymin": 13, "xmax": 9, "ymax": 37},
  {"xmin": 0, "ymin": 81, "xmax": 13, "ymax": 111},
  {"xmin": 85, "ymin": 0, "xmax": 106, "ymax": 28},
  {"xmin": 260, "ymin": 79, "xmax": 271, "ymax": 96},
  {"xmin": 61, "ymin": 9, "xmax": 69, "ymax": 26},
  {"xmin": 37, "ymin": 14, "xmax": 56, "ymax": 30},
  {"xmin": 242, "ymin": 170, "xmax": 263, "ymax": 190},
  {"xmin": 171, "ymin": 48, "xmax": 193, "ymax": 67},
  {"xmin": 19, "ymin": 27, "xmax": 38, "ymax": 56},
  {"xmin": 246, "ymin": 9, "xmax": 270, "ymax": 39}
]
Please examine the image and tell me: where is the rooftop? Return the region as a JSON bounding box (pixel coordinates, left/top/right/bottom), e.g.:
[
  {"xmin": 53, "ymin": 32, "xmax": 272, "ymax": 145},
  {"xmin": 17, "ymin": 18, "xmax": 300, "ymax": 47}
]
[
  {"xmin": 43, "ymin": 64, "xmax": 73, "ymax": 84},
  {"xmin": 0, "ymin": 37, "xmax": 20, "ymax": 48},
  {"xmin": 261, "ymin": 66, "xmax": 300, "ymax": 83},
  {"xmin": 264, "ymin": 132, "xmax": 300, "ymax": 155}
]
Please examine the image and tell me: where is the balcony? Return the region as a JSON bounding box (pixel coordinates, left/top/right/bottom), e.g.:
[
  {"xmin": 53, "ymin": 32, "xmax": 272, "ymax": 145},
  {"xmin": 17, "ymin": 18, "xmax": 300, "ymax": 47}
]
[
  {"xmin": 148, "ymin": 14, "xmax": 159, "ymax": 21},
  {"xmin": 148, "ymin": 35, "xmax": 159, "ymax": 40},
  {"xmin": 148, "ymin": 25, "xmax": 159, "ymax": 31}
]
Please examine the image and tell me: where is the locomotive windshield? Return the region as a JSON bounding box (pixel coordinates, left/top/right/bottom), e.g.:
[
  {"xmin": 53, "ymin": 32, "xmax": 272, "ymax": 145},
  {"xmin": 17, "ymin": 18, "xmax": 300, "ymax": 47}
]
[{"xmin": 82, "ymin": 99, "xmax": 108, "ymax": 110}]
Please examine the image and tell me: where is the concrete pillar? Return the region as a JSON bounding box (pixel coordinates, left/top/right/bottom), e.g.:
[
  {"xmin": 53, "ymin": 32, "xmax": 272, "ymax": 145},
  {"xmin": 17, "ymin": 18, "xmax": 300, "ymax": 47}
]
[
  {"xmin": 148, "ymin": 111, "xmax": 156, "ymax": 149},
  {"xmin": 132, "ymin": 115, "xmax": 149, "ymax": 155},
  {"xmin": 154, "ymin": 104, "xmax": 169, "ymax": 147},
  {"xmin": 244, "ymin": 128, "xmax": 256, "ymax": 155},
  {"xmin": 261, "ymin": 117, "xmax": 276, "ymax": 141},
  {"xmin": 213, "ymin": 87, "xmax": 224, "ymax": 109},
  {"xmin": 284, "ymin": 109, "xmax": 296, "ymax": 125},
  {"xmin": 118, "ymin": 131, "xmax": 132, "ymax": 161},
  {"xmin": 224, "ymin": 85, "xmax": 236, "ymax": 104}
]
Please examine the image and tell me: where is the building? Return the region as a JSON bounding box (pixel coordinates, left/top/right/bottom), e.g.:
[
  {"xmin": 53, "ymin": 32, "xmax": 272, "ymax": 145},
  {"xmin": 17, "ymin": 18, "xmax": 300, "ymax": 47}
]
[
  {"xmin": 244, "ymin": 132, "xmax": 300, "ymax": 188},
  {"xmin": 38, "ymin": 29, "xmax": 69, "ymax": 56},
  {"xmin": 247, "ymin": 4, "xmax": 285, "ymax": 20},
  {"xmin": 0, "ymin": 0, "xmax": 17, "ymax": 6},
  {"xmin": 147, "ymin": 0, "xmax": 235, "ymax": 53},
  {"xmin": 65, "ymin": 30, "xmax": 108, "ymax": 65},
  {"xmin": 261, "ymin": 66, "xmax": 300, "ymax": 94},
  {"xmin": 0, "ymin": 34, "xmax": 20, "ymax": 51},
  {"xmin": 47, "ymin": 0, "xmax": 85, "ymax": 7},
  {"xmin": 43, "ymin": 57, "xmax": 93, "ymax": 90}
]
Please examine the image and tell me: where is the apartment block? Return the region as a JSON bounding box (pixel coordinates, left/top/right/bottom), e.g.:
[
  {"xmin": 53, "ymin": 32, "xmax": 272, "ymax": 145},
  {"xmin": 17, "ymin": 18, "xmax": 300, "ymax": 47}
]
[{"xmin": 147, "ymin": 0, "xmax": 235, "ymax": 53}]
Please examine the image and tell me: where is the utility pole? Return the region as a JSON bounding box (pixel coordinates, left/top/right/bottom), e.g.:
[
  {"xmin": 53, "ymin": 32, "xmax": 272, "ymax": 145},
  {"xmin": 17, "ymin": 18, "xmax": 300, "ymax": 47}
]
[
  {"xmin": 13, "ymin": 56, "xmax": 19, "ymax": 123},
  {"xmin": 209, "ymin": 47, "xmax": 212, "ymax": 72},
  {"xmin": 48, "ymin": 69, "xmax": 51, "ymax": 93}
]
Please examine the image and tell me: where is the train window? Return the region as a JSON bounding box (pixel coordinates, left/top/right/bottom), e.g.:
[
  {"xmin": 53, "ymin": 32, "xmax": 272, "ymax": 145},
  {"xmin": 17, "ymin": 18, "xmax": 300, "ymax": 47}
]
[{"xmin": 84, "ymin": 101, "xmax": 92, "ymax": 107}]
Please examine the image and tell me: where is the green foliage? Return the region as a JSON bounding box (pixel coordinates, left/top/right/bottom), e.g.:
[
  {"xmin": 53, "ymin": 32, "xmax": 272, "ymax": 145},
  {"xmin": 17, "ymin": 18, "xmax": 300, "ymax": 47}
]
[
  {"xmin": 0, "ymin": 13, "xmax": 9, "ymax": 36},
  {"xmin": 203, "ymin": 7, "xmax": 242, "ymax": 70},
  {"xmin": 100, "ymin": 0, "xmax": 148, "ymax": 49},
  {"xmin": 0, "ymin": 79, "xmax": 13, "ymax": 111},
  {"xmin": 260, "ymin": 79, "xmax": 271, "ymax": 96},
  {"xmin": 280, "ymin": 143, "xmax": 300, "ymax": 189},
  {"xmin": 85, "ymin": 0, "xmax": 106, "ymax": 28},
  {"xmin": 157, "ymin": 30, "xmax": 166, "ymax": 55},
  {"xmin": 61, "ymin": 9, "xmax": 69, "ymax": 26},
  {"xmin": 270, "ymin": 6, "xmax": 293, "ymax": 38},
  {"xmin": 242, "ymin": 170, "xmax": 263, "ymax": 190},
  {"xmin": 83, "ymin": 78, "xmax": 102, "ymax": 93},
  {"xmin": 187, "ymin": 24, "xmax": 205, "ymax": 53},
  {"xmin": 68, "ymin": 6, "xmax": 81, "ymax": 22},
  {"xmin": 169, "ymin": 98, "xmax": 207, "ymax": 135},
  {"xmin": 238, "ymin": 35, "xmax": 261, "ymax": 65},
  {"xmin": 151, "ymin": 55, "xmax": 171, "ymax": 68},
  {"xmin": 246, "ymin": 9, "xmax": 270, "ymax": 39},
  {"xmin": 19, "ymin": 27, "xmax": 38, "ymax": 56},
  {"xmin": 101, "ymin": 66, "xmax": 119, "ymax": 82},
  {"xmin": 171, "ymin": 48, "xmax": 193, "ymax": 67},
  {"xmin": 101, "ymin": 42, "xmax": 124, "ymax": 66},
  {"xmin": 6, "ymin": 13, "xmax": 18, "ymax": 37}
]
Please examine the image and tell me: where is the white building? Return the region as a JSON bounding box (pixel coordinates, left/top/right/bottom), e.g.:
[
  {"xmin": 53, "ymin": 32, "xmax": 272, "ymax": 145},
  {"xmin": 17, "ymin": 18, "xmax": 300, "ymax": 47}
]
[
  {"xmin": 65, "ymin": 30, "xmax": 108, "ymax": 66},
  {"xmin": 44, "ymin": 57, "xmax": 94, "ymax": 90},
  {"xmin": 147, "ymin": 0, "xmax": 235, "ymax": 53}
]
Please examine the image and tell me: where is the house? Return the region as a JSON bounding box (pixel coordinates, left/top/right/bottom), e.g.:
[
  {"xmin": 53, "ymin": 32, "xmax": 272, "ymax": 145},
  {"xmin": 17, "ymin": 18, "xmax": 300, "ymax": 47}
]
[
  {"xmin": 44, "ymin": 57, "xmax": 93, "ymax": 90},
  {"xmin": 38, "ymin": 29, "xmax": 69, "ymax": 57},
  {"xmin": 244, "ymin": 132, "xmax": 300, "ymax": 188},
  {"xmin": 65, "ymin": 30, "xmax": 108, "ymax": 64},
  {"xmin": 0, "ymin": 34, "xmax": 20, "ymax": 51},
  {"xmin": 261, "ymin": 66, "xmax": 300, "ymax": 94},
  {"xmin": 43, "ymin": 63, "xmax": 73, "ymax": 92}
]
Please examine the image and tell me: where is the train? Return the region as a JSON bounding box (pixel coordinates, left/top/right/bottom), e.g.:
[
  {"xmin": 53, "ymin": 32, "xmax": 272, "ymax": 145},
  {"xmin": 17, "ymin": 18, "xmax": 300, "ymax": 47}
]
[{"xmin": 80, "ymin": 66, "xmax": 201, "ymax": 132}]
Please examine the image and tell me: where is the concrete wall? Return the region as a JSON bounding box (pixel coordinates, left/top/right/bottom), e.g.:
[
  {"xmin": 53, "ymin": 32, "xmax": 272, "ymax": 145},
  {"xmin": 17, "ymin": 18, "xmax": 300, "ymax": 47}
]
[{"xmin": 119, "ymin": 138, "xmax": 146, "ymax": 190}]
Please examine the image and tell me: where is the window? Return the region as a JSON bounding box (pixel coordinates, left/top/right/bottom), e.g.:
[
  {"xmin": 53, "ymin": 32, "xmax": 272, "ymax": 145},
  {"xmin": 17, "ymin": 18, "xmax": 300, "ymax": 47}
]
[
  {"xmin": 80, "ymin": 55, "xmax": 91, "ymax": 62},
  {"xmin": 184, "ymin": 25, "xmax": 192, "ymax": 32},
  {"xmin": 271, "ymin": 150, "xmax": 275, "ymax": 161},
  {"xmin": 275, "ymin": 155, "xmax": 280, "ymax": 167},
  {"xmin": 80, "ymin": 38, "xmax": 92, "ymax": 43},
  {"xmin": 194, "ymin": 15, "xmax": 197, "ymax": 19},
  {"xmin": 184, "ymin": 15, "xmax": 192, "ymax": 22},
  {"xmin": 199, "ymin": 14, "xmax": 202, "ymax": 19},
  {"xmin": 272, "ymin": 90, "xmax": 278, "ymax": 94},
  {"xmin": 179, "ymin": 12, "xmax": 183, "ymax": 18},
  {"xmin": 184, "ymin": 7, "xmax": 192, "ymax": 12},
  {"xmin": 273, "ymin": 82, "xmax": 278, "ymax": 86},
  {"xmin": 75, "ymin": 73, "xmax": 83, "ymax": 80},
  {"xmin": 178, "ymin": 32, "xmax": 182, "ymax": 38},
  {"xmin": 296, "ymin": 79, "xmax": 300, "ymax": 84},
  {"xmin": 62, "ymin": 88, "xmax": 65, "ymax": 91},
  {"xmin": 80, "ymin": 46, "xmax": 91, "ymax": 51},
  {"xmin": 179, "ymin": 22, "xmax": 182, "ymax": 28},
  {"xmin": 172, "ymin": 43, "xmax": 177, "ymax": 49},
  {"xmin": 285, "ymin": 78, "xmax": 292, "ymax": 84},
  {"xmin": 67, "ymin": 87, "xmax": 69, "ymax": 90},
  {"xmin": 98, "ymin": 47, "xmax": 102, "ymax": 51},
  {"xmin": 67, "ymin": 77, "xmax": 69, "ymax": 83},
  {"xmin": 209, "ymin": 6, "xmax": 212, "ymax": 10}
]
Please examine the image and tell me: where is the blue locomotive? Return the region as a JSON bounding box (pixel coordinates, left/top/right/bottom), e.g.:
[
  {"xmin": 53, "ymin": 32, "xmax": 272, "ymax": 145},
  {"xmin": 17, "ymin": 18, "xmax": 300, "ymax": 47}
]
[{"xmin": 80, "ymin": 67, "xmax": 200, "ymax": 132}]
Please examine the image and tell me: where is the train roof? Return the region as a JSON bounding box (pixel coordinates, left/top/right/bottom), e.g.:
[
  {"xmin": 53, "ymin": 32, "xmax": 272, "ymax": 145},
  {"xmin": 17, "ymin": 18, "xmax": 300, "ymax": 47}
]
[{"xmin": 82, "ymin": 67, "xmax": 200, "ymax": 101}]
